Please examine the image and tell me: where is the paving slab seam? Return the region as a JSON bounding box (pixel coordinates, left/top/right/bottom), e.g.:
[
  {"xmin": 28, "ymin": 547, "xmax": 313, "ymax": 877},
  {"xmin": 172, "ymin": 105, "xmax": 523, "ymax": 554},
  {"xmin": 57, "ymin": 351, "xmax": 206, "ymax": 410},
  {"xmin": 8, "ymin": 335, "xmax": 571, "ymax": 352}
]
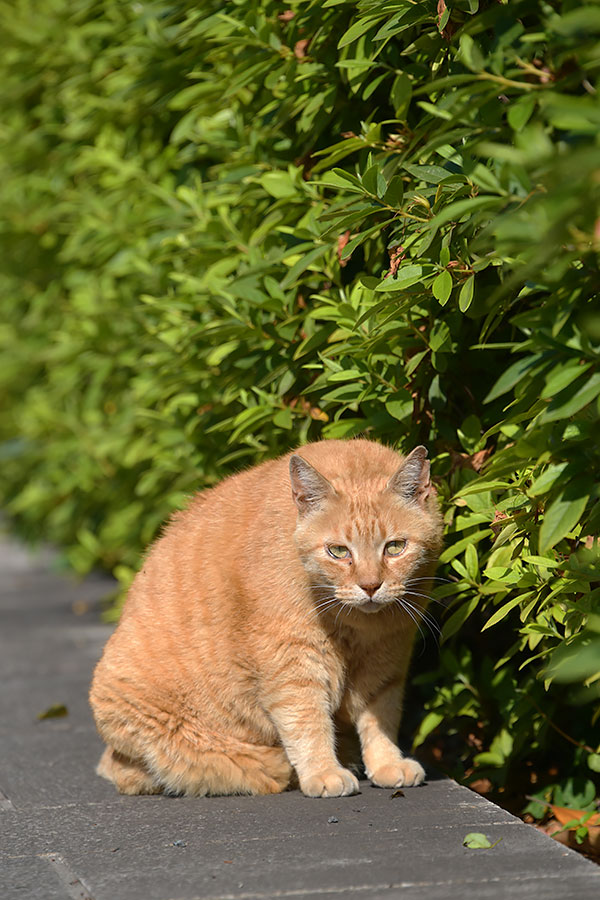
[
  {"xmin": 167, "ymin": 871, "xmax": 600, "ymax": 900},
  {"xmin": 0, "ymin": 787, "xmax": 15, "ymax": 811},
  {"xmin": 3, "ymin": 819, "xmax": 529, "ymax": 858},
  {"xmin": 39, "ymin": 853, "xmax": 96, "ymax": 900}
]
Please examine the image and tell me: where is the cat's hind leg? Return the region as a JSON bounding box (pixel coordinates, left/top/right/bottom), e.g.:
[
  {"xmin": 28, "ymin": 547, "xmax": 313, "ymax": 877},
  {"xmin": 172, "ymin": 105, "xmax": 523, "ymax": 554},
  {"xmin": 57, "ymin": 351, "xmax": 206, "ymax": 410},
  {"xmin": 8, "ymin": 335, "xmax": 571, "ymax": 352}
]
[
  {"xmin": 96, "ymin": 746, "xmax": 161, "ymax": 795},
  {"xmin": 147, "ymin": 738, "xmax": 293, "ymax": 797},
  {"xmin": 92, "ymin": 676, "xmax": 292, "ymax": 796}
]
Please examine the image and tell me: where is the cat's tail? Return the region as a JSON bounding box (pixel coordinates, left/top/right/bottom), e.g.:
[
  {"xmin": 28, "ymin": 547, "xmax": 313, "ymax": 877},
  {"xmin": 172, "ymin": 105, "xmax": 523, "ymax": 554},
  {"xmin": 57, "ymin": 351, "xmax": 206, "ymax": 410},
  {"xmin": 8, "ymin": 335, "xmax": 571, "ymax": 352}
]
[{"xmin": 96, "ymin": 746, "xmax": 161, "ymax": 795}]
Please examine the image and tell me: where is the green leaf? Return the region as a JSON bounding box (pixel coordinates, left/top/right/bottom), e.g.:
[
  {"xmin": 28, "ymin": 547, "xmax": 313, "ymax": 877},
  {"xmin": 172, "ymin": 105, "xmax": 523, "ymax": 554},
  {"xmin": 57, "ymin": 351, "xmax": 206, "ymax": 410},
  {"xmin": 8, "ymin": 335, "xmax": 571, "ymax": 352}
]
[
  {"xmin": 508, "ymin": 95, "xmax": 536, "ymax": 132},
  {"xmin": 404, "ymin": 164, "xmax": 453, "ymax": 184},
  {"xmin": 458, "ymin": 275, "xmax": 475, "ymax": 312},
  {"xmin": 273, "ymin": 408, "xmax": 293, "ymax": 429},
  {"xmin": 539, "ymin": 372, "xmax": 600, "ymax": 423},
  {"xmin": 482, "ymin": 596, "xmax": 524, "ymax": 630},
  {"xmin": 432, "ymin": 270, "xmax": 452, "ymax": 305},
  {"xmin": 312, "ymin": 138, "xmax": 367, "ymax": 172},
  {"xmin": 528, "ymin": 463, "xmax": 569, "ymax": 497},
  {"xmin": 414, "ymin": 711, "xmax": 444, "ymax": 746},
  {"xmin": 341, "ymin": 219, "xmax": 393, "ymax": 260},
  {"xmin": 541, "ymin": 361, "xmax": 593, "ymax": 399},
  {"xmin": 383, "ymin": 175, "xmax": 404, "ymax": 207},
  {"xmin": 463, "ymin": 833, "xmax": 493, "ymax": 849},
  {"xmin": 391, "ymin": 73, "xmax": 412, "ymax": 118},
  {"xmin": 374, "ymin": 265, "xmax": 424, "ymax": 292},
  {"xmin": 458, "ymin": 34, "xmax": 485, "ymax": 71},
  {"xmin": 484, "ymin": 355, "xmax": 543, "ymax": 403},
  {"xmin": 546, "ymin": 633, "xmax": 600, "ymax": 683},
  {"xmin": 37, "ymin": 704, "xmax": 68, "ymax": 720},
  {"xmin": 319, "ymin": 169, "xmax": 364, "ymax": 192},
  {"xmin": 429, "ymin": 319, "xmax": 451, "ymax": 352},
  {"xmin": 259, "ymin": 172, "xmax": 297, "ymax": 198},
  {"xmin": 442, "ymin": 596, "xmax": 479, "ymax": 641},
  {"xmin": 588, "ymin": 754, "xmax": 600, "ymax": 773},
  {"xmin": 326, "ymin": 369, "xmax": 363, "ymax": 383},
  {"xmin": 484, "ymin": 566, "xmax": 522, "ymax": 584},
  {"xmin": 465, "ymin": 543, "xmax": 479, "ymax": 580},
  {"xmin": 539, "ymin": 483, "xmax": 590, "ymax": 553},
  {"xmin": 361, "ymin": 164, "xmax": 380, "ymax": 195},
  {"xmin": 427, "ymin": 196, "xmax": 502, "ymax": 233},
  {"xmin": 386, "ymin": 389, "xmax": 413, "ymax": 421},
  {"xmin": 337, "ymin": 16, "xmax": 382, "ymax": 48},
  {"xmin": 281, "ymin": 245, "xmax": 329, "ymax": 288}
]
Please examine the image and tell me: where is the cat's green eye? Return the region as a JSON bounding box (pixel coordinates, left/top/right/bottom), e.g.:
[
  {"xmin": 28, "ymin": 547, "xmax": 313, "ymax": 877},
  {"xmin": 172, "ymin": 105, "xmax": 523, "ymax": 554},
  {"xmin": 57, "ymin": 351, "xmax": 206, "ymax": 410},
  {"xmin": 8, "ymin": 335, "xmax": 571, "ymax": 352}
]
[
  {"xmin": 385, "ymin": 539, "xmax": 407, "ymax": 557},
  {"xmin": 327, "ymin": 544, "xmax": 351, "ymax": 560}
]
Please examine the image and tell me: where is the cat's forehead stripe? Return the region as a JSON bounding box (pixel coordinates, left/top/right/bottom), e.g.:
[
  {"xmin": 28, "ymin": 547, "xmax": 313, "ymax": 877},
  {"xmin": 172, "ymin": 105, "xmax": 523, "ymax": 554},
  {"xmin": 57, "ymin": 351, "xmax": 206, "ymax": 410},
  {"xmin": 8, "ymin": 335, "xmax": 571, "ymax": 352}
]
[{"xmin": 344, "ymin": 513, "xmax": 387, "ymax": 544}]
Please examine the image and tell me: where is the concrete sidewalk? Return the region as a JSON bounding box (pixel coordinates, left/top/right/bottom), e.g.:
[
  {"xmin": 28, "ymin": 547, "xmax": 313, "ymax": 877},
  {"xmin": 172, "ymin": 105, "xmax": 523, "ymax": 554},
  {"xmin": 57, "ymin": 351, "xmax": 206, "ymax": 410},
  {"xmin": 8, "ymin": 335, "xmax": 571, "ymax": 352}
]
[{"xmin": 1, "ymin": 532, "xmax": 599, "ymax": 900}]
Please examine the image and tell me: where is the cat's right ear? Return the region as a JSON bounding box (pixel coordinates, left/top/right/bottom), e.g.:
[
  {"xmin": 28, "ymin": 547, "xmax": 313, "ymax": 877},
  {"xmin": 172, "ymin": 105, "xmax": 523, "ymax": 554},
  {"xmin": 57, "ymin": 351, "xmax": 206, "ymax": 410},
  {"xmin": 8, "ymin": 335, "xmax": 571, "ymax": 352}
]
[
  {"xmin": 386, "ymin": 445, "xmax": 432, "ymax": 506},
  {"xmin": 289, "ymin": 455, "xmax": 336, "ymax": 515}
]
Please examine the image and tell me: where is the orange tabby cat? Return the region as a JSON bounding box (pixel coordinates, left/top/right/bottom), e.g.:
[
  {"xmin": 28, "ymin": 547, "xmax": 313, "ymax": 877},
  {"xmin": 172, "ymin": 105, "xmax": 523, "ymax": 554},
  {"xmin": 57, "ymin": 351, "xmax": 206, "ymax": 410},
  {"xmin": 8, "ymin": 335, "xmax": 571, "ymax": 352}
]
[{"xmin": 90, "ymin": 439, "xmax": 443, "ymax": 798}]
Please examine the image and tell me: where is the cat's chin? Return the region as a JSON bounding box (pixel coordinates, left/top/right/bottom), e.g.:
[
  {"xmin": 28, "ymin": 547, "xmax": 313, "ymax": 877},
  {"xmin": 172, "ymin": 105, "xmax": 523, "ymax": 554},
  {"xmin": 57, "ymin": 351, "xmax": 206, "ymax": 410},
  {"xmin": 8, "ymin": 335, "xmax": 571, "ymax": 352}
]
[{"xmin": 357, "ymin": 600, "xmax": 389, "ymax": 615}]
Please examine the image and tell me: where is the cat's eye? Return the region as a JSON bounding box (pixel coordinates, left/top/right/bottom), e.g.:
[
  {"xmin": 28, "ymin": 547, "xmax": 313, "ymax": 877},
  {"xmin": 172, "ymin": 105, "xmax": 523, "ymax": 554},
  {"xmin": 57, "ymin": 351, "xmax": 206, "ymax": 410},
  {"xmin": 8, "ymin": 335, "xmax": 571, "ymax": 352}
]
[
  {"xmin": 385, "ymin": 539, "xmax": 407, "ymax": 557},
  {"xmin": 327, "ymin": 544, "xmax": 351, "ymax": 560}
]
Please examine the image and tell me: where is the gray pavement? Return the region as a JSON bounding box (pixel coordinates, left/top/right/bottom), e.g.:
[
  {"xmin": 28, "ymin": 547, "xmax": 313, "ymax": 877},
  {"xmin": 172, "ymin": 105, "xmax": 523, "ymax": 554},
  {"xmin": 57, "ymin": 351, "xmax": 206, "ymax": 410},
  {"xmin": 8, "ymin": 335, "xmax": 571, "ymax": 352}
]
[{"xmin": 1, "ymin": 531, "xmax": 599, "ymax": 900}]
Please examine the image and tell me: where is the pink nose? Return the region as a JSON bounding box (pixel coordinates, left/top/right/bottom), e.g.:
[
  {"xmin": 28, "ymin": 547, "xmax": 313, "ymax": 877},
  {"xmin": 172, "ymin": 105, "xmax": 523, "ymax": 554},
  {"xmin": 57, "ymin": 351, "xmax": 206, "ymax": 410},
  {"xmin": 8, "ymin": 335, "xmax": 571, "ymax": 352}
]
[{"xmin": 360, "ymin": 582, "xmax": 382, "ymax": 598}]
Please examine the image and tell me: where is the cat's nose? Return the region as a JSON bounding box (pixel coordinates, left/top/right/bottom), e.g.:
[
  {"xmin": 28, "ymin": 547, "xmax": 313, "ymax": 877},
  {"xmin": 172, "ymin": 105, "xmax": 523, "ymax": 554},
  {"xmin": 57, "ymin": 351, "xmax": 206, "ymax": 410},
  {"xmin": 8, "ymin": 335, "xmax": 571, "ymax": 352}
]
[{"xmin": 360, "ymin": 581, "xmax": 382, "ymax": 598}]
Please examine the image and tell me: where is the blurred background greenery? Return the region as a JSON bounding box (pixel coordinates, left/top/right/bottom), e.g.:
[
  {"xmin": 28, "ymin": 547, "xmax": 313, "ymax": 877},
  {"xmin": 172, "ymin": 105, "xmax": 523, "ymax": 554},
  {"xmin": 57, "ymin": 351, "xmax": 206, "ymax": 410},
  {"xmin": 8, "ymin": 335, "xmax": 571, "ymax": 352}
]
[{"xmin": 1, "ymin": 0, "xmax": 598, "ymax": 831}]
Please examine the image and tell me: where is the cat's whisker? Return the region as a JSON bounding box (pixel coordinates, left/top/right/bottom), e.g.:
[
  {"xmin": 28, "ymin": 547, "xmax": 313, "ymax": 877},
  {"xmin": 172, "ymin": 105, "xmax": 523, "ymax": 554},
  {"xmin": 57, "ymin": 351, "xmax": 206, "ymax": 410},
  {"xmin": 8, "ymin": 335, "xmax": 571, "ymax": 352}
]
[
  {"xmin": 401, "ymin": 597, "xmax": 441, "ymax": 645},
  {"xmin": 402, "ymin": 592, "xmax": 441, "ymax": 625},
  {"xmin": 311, "ymin": 609, "xmax": 337, "ymax": 621},
  {"xmin": 334, "ymin": 602, "xmax": 350, "ymax": 628},
  {"xmin": 405, "ymin": 576, "xmax": 450, "ymax": 584},
  {"xmin": 395, "ymin": 598, "xmax": 426, "ymax": 645},
  {"xmin": 408, "ymin": 605, "xmax": 441, "ymax": 638},
  {"xmin": 308, "ymin": 598, "xmax": 340, "ymax": 621},
  {"xmin": 395, "ymin": 595, "xmax": 440, "ymax": 646},
  {"xmin": 403, "ymin": 588, "xmax": 433, "ymax": 600},
  {"xmin": 404, "ymin": 589, "xmax": 446, "ymax": 609},
  {"xmin": 313, "ymin": 595, "xmax": 337, "ymax": 607}
]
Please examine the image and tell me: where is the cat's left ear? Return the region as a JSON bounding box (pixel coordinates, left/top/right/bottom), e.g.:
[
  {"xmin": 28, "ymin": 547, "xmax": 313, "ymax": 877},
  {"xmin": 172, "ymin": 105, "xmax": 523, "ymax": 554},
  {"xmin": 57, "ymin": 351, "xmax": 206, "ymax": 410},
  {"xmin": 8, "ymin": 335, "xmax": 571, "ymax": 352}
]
[
  {"xmin": 289, "ymin": 455, "xmax": 336, "ymax": 515},
  {"xmin": 386, "ymin": 446, "xmax": 433, "ymax": 506}
]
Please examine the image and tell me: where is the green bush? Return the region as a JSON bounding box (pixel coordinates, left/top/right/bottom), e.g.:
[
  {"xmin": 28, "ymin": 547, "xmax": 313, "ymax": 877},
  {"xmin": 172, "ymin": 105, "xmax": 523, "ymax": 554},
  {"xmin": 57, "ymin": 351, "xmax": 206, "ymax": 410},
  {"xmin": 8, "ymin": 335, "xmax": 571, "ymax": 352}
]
[{"xmin": 1, "ymin": 0, "xmax": 599, "ymax": 816}]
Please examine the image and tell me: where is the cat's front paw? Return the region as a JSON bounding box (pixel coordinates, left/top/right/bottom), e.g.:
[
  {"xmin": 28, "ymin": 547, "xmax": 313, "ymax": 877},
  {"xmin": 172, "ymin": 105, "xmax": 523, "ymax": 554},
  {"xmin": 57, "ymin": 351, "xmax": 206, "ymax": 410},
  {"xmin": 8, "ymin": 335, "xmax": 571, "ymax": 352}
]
[
  {"xmin": 370, "ymin": 758, "xmax": 425, "ymax": 789},
  {"xmin": 300, "ymin": 766, "xmax": 360, "ymax": 798}
]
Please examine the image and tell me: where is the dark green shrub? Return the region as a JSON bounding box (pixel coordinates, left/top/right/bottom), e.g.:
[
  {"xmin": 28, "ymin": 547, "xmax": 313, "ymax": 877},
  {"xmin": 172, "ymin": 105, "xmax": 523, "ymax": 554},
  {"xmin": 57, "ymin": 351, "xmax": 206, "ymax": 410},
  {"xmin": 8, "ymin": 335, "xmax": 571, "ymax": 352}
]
[{"xmin": 1, "ymin": 0, "xmax": 598, "ymax": 816}]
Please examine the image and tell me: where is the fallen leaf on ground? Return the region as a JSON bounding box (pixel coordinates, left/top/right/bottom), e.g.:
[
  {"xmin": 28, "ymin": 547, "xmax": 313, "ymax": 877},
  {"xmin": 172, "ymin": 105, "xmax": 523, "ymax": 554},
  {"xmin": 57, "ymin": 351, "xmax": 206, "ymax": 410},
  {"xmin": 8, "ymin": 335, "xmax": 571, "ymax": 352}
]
[
  {"xmin": 538, "ymin": 820, "xmax": 600, "ymax": 857},
  {"xmin": 551, "ymin": 805, "xmax": 600, "ymax": 827},
  {"xmin": 463, "ymin": 832, "xmax": 502, "ymax": 849},
  {"xmin": 391, "ymin": 789, "xmax": 405, "ymax": 798},
  {"xmin": 37, "ymin": 704, "xmax": 68, "ymax": 720}
]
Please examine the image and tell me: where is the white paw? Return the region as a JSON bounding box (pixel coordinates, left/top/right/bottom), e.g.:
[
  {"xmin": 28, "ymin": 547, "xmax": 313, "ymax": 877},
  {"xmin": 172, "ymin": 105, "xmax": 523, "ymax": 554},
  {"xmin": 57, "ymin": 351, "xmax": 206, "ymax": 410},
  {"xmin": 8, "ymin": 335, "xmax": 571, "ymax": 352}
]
[
  {"xmin": 300, "ymin": 766, "xmax": 360, "ymax": 798},
  {"xmin": 370, "ymin": 758, "xmax": 425, "ymax": 788}
]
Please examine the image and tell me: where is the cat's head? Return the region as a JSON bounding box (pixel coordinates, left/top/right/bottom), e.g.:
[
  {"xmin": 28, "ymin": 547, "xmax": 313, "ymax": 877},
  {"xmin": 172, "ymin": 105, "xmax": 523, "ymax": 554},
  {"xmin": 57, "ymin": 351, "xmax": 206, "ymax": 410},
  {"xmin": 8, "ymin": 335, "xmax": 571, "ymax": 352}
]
[{"xmin": 289, "ymin": 447, "xmax": 442, "ymax": 618}]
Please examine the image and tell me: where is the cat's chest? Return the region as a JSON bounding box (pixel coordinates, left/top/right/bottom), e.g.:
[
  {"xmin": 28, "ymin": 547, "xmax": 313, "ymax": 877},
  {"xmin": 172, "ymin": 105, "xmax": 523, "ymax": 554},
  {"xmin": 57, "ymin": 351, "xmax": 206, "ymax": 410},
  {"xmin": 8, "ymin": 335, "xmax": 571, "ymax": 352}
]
[{"xmin": 331, "ymin": 630, "xmax": 402, "ymax": 713}]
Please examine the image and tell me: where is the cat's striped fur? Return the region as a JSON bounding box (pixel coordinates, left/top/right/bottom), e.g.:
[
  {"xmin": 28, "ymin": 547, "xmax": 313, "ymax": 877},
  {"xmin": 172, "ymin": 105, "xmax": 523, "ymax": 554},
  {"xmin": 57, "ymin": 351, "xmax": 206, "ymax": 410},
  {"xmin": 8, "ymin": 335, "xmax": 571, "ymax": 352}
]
[{"xmin": 90, "ymin": 439, "xmax": 442, "ymax": 798}]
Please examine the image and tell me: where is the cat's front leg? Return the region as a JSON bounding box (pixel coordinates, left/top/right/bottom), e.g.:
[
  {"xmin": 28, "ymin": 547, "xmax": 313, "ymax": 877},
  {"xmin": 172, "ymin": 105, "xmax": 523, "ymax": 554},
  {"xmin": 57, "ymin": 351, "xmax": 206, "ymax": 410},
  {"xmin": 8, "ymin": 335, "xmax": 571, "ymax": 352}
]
[
  {"xmin": 267, "ymin": 682, "xmax": 359, "ymax": 798},
  {"xmin": 355, "ymin": 679, "xmax": 425, "ymax": 789}
]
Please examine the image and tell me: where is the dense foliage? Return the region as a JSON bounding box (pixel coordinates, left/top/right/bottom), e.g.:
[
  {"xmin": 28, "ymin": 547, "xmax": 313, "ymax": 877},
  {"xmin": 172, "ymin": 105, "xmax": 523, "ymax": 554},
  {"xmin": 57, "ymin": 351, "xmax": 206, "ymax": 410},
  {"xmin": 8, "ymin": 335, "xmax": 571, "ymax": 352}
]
[{"xmin": 1, "ymin": 0, "xmax": 599, "ymax": 823}]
